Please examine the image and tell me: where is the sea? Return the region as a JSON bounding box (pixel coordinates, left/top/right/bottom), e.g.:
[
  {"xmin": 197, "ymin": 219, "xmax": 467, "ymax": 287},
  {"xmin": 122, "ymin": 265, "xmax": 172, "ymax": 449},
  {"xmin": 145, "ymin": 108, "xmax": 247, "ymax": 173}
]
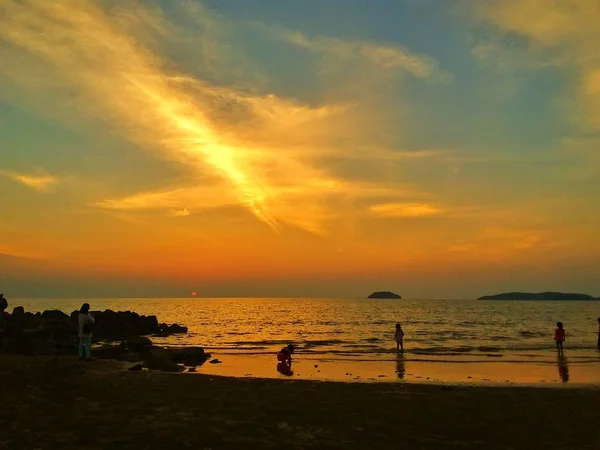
[{"xmin": 14, "ymin": 297, "xmax": 600, "ymax": 364}]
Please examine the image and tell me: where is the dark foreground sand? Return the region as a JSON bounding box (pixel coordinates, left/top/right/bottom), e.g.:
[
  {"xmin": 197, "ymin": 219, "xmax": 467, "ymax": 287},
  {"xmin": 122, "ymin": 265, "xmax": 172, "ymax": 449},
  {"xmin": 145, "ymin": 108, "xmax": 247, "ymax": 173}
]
[{"xmin": 1, "ymin": 356, "xmax": 598, "ymax": 450}]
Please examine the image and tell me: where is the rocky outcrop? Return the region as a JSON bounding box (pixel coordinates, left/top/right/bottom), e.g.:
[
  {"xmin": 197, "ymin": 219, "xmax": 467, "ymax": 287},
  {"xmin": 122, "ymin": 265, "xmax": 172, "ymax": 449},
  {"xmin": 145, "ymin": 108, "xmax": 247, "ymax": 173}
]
[
  {"xmin": 367, "ymin": 291, "xmax": 402, "ymax": 299},
  {"xmin": 41, "ymin": 310, "xmax": 69, "ymax": 320},
  {"xmin": 168, "ymin": 347, "xmax": 209, "ymax": 366},
  {"xmin": 69, "ymin": 309, "xmax": 164, "ymax": 340},
  {"xmin": 0, "ymin": 307, "xmax": 201, "ymax": 371},
  {"xmin": 478, "ymin": 292, "xmax": 598, "ymax": 301}
]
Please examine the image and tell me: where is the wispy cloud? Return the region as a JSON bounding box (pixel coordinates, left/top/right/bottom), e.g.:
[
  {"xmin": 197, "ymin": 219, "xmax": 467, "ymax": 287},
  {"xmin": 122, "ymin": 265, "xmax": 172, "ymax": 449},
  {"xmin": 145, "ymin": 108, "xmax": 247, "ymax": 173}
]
[
  {"xmin": 2, "ymin": 171, "xmax": 58, "ymax": 192},
  {"xmin": 472, "ymin": 0, "xmax": 600, "ymax": 132},
  {"xmin": 0, "ymin": 0, "xmax": 443, "ymax": 235},
  {"xmin": 368, "ymin": 202, "xmax": 444, "ymax": 218},
  {"xmin": 259, "ymin": 24, "xmax": 450, "ymax": 81},
  {"xmin": 169, "ymin": 208, "xmax": 191, "ymax": 218}
]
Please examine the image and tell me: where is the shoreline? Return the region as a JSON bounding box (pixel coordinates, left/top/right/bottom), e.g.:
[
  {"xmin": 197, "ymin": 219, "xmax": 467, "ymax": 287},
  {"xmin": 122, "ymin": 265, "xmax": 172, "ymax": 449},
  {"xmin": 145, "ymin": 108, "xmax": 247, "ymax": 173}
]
[
  {"xmin": 1, "ymin": 355, "xmax": 598, "ymax": 449},
  {"xmin": 185, "ymin": 352, "xmax": 600, "ymax": 387}
]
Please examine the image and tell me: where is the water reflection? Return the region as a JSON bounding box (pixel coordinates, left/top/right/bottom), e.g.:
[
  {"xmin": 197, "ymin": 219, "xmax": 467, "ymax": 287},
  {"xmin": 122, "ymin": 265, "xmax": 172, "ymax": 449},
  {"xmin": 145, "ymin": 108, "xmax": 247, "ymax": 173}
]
[
  {"xmin": 557, "ymin": 354, "xmax": 569, "ymax": 383},
  {"xmin": 396, "ymin": 354, "xmax": 406, "ymax": 380}
]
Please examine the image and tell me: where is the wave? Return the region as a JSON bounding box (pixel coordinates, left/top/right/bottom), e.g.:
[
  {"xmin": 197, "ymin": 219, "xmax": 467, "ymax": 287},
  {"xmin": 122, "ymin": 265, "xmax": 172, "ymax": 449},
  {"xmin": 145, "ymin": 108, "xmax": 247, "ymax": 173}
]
[
  {"xmin": 198, "ymin": 343, "xmax": 600, "ymax": 356},
  {"xmin": 519, "ymin": 331, "xmax": 546, "ymax": 338}
]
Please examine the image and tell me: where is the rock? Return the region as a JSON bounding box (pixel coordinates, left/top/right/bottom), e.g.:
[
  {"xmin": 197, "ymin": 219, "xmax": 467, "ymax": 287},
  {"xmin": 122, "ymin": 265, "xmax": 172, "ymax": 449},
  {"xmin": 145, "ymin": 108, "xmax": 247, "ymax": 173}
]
[
  {"xmin": 123, "ymin": 336, "xmax": 153, "ymax": 353},
  {"xmin": 314, "ymin": 364, "xmax": 319, "ymax": 368},
  {"xmin": 0, "ymin": 306, "xmax": 190, "ymax": 363},
  {"xmin": 367, "ymin": 291, "xmax": 402, "ymax": 299},
  {"xmin": 128, "ymin": 363, "xmax": 143, "ymax": 371},
  {"xmin": 68, "ymin": 310, "xmax": 184, "ymax": 340},
  {"xmin": 41, "ymin": 310, "xmax": 69, "ymax": 320},
  {"xmin": 169, "ymin": 347, "xmax": 208, "ymax": 365},
  {"xmin": 188, "ymin": 367, "xmax": 196, "ymax": 373},
  {"xmin": 168, "ymin": 323, "xmax": 188, "ymax": 334},
  {"xmin": 209, "ymin": 359, "xmax": 222, "ymax": 364},
  {"xmin": 478, "ymin": 291, "xmax": 599, "ymax": 301},
  {"xmin": 144, "ymin": 347, "xmax": 184, "ymax": 372}
]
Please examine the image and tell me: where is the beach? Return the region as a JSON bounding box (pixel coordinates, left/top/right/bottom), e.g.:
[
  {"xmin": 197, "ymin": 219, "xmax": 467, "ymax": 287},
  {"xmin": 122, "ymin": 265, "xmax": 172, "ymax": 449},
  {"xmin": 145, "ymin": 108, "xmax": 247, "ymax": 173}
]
[{"xmin": 1, "ymin": 355, "xmax": 599, "ymax": 450}]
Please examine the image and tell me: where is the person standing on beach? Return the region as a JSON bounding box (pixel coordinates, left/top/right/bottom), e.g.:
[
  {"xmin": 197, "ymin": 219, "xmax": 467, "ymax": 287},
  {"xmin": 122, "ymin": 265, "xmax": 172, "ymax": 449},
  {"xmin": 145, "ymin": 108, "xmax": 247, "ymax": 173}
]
[
  {"xmin": 597, "ymin": 318, "xmax": 600, "ymax": 350},
  {"xmin": 554, "ymin": 322, "xmax": 565, "ymax": 353},
  {"xmin": 0, "ymin": 294, "xmax": 7, "ymax": 328},
  {"xmin": 394, "ymin": 323, "xmax": 404, "ymax": 352},
  {"xmin": 0, "ymin": 294, "xmax": 7, "ymax": 316},
  {"xmin": 78, "ymin": 303, "xmax": 95, "ymax": 361}
]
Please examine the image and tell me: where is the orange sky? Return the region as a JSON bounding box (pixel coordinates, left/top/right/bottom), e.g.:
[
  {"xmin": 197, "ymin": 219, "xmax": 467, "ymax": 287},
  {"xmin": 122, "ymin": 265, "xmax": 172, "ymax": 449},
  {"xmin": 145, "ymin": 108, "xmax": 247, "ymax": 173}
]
[{"xmin": 1, "ymin": 0, "xmax": 599, "ymax": 298}]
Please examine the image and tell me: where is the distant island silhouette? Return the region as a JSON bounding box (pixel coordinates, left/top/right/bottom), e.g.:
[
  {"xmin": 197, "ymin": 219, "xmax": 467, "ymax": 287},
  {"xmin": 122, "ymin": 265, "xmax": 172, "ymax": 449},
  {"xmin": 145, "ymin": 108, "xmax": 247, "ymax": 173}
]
[
  {"xmin": 368, "ymin": 291, "xmax": 402, "ymax": 299},
  {"xmin": 478, "ymin": 292, "xmax": 598, "ymax": 301}
]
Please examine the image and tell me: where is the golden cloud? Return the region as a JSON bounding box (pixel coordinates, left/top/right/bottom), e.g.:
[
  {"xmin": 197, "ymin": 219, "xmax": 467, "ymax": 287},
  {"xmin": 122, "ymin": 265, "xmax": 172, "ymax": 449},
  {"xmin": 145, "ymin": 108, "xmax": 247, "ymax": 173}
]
[
  {"xmin": 2, "ymin": 171, "xmax": 58, "ymax": 192},
  {"xmin": 368, "ymin": 202, "xmax": 443, "ymax": 218},
  {"xmin": 0, "ymin": 0, "xmax": 443, "ymax": 234}
]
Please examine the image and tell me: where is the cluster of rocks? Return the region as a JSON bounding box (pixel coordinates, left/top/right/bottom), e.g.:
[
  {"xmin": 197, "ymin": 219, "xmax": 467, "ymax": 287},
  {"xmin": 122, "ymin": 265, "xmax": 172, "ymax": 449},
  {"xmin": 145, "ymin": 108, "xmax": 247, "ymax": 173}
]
[{"xmin": 0, "ymin": 306, "xmax": 210, "ymax": 372}]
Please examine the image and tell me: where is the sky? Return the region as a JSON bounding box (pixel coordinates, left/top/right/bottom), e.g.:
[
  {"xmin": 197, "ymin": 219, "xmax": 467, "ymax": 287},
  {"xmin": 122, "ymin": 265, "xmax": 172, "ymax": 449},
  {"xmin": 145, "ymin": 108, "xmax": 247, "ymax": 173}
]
[{"xmin": 1, "ymin": 0, "xmax": 599, "ymax": 299}]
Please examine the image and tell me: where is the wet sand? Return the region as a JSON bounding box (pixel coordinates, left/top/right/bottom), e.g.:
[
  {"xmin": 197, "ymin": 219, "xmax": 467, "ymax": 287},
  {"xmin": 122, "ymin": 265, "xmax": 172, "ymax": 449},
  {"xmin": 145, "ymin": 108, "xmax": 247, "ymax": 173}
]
[
  {"xmin": 1, "ymin": 355, "xmax": 599, "ymax": 449},
  {"xmin": 196, "ymin": 352, "xmax": 600, "ymax": 386}
]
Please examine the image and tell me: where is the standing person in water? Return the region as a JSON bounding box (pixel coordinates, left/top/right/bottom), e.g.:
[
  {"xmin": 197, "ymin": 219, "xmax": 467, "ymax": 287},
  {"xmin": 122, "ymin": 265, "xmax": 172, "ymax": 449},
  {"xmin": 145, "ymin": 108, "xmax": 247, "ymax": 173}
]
[
  {"xmin": 554, "ymin": 321, "xmax": 566, "ymax": 354},
  {"xmin": 394, "ymin": 323, "xmax": 405, "ymax": 352},
  {"xmin": 78, "ymin": 303, "xmax": 95, "ymax": 361}
]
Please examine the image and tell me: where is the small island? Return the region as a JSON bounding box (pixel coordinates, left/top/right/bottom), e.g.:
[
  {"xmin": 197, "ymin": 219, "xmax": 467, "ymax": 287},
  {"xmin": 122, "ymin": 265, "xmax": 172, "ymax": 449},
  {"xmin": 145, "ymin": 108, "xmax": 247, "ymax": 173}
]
[
  {"xmin": 368, "ymin": 291, "xmax": 402, "ymax": 299},
  {"xmin": 478, "ymin": 292, "xmax": 599, "ymax": 301}
]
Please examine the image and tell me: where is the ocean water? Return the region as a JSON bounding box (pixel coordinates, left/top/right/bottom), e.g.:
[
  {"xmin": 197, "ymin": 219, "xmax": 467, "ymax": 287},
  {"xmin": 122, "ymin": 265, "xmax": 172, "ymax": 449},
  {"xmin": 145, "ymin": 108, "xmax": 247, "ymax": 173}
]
[{"xmin": 14, "ymin": 298, "xmax": 600, "ymax": 364}]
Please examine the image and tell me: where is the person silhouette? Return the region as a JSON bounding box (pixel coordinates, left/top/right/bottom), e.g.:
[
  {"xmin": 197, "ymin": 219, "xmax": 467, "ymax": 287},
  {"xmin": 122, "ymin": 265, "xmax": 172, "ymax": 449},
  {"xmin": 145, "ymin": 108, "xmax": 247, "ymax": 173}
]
[
  {"xmin": 0, "ymin": 294, "xmax": 8, "ymax": 325},
  {"xmin": 0, "ymin": 294, "xmax": 7, "ymax": 314},
  {"xmin": 276, "ymin": 344, "xmax": 294, "ymax": 376},
  {"xmin": 554, "ymin": 322, "xmax": 566, "ymax": 354},
  {"xmin": 597, "ymin": 317, "xmax": 600, "ymax": 350}
]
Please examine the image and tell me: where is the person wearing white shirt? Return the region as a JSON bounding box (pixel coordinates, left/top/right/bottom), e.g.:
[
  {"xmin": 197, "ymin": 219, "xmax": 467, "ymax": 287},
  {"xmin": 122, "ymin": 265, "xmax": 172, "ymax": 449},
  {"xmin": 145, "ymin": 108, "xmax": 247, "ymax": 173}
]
[{"xmin": 78, "ymin": 303, "xmax": 95, "ymax": 361}]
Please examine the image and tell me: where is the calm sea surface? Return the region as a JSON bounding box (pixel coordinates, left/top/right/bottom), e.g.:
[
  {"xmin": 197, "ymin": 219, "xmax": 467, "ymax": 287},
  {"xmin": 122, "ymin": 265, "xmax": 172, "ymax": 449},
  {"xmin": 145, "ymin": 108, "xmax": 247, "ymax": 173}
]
[{"xmin": 14, "ymin": 298, "xmax": 600, "ymax": 363}]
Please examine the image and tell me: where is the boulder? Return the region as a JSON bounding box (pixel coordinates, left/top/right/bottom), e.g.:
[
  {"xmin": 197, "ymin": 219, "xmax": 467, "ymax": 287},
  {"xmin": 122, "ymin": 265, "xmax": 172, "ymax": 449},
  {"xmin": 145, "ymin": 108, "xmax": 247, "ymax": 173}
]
[
  {"xmin": 93, "ymin": 344, "xmax": 128, "ymax": 360},
  {"xmin": 0, "ymin": 306, "xmax": 191, "ymax": 363},
  {"xmin": 158, "ymin": 322, "xmax": 187, "ymax": 334},
  {"xmin": 75, "ymin": 310, "xmax": 163, "ymax": 340},
  {"xmin": 168, "ymin": 323, "xmax": 188, "ymax": 334},
  {"xmin": 144, "ymin": 347, "xmax": 184, "ymax": 372},
  {"xmin": 42, "ymin": 310, "xmax": 69, "ymax": 320},
  {"xmin": 122, "ymin": 336, "xmax": 153, "ymax": 353},
  {"xmin": 169, "ymin": 347, "xmax": 208, "ymax": 366}
]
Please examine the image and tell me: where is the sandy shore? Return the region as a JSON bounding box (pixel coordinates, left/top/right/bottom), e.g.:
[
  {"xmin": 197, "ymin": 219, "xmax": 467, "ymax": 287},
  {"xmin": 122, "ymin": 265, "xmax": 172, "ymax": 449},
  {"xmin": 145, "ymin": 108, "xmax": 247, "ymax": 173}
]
[
  {"xmin": 194, "ymin": 352, "xmax": 600, "ymax": 386},
  {"xmin": 1, "ymin": 355, "xmax": 598, "ymax": 449}
]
